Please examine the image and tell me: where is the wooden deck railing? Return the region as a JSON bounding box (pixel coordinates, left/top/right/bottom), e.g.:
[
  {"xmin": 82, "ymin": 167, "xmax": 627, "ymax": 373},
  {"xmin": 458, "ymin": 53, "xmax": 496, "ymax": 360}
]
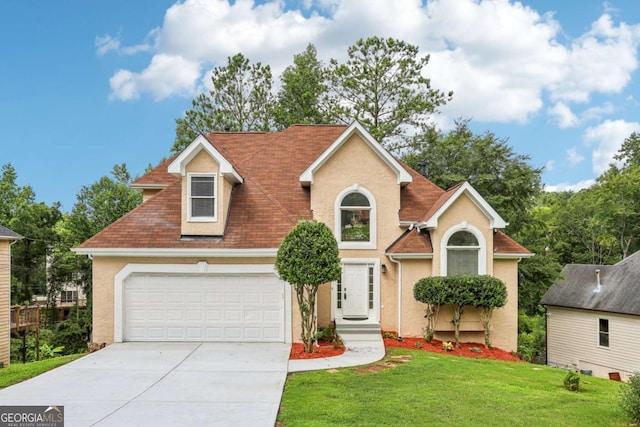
[{"xmin": 10, "ymin": 305, "xmax": 40, "ymax": 334}]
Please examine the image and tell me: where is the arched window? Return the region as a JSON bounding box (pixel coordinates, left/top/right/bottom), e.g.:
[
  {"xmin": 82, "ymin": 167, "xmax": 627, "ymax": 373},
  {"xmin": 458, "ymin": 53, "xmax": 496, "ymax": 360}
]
[
  {"xmin": 335, "ymin": 185, "xmax": 377, "ymax": 249},
  {"xmin": 340, "ymin": 193, "xmax": 370, "ymax": 242},
  {"xmin": 446, "ymin": 230, "xmax": 480, "ymax": 275}
]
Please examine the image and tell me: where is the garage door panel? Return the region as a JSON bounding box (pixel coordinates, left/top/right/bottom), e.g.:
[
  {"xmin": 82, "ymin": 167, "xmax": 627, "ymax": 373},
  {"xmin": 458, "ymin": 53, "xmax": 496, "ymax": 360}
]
[{"xmin": 124, "ymin": 273, "xmax": 284, "ymax": 342}]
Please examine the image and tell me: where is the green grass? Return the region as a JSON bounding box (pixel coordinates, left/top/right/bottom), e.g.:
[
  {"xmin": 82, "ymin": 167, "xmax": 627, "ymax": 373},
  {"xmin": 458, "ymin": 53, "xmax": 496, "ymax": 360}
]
[
  {"xmin": 0, "ymin": 354, "xmax": 85, "ymax": 389},
  {"xmin": 278, "ymin": 348, "xmax": 628, "ymax": 426}
]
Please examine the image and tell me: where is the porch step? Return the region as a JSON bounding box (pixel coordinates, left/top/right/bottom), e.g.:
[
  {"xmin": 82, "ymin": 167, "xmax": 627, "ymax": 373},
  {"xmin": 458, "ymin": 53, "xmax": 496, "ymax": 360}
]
[{"xmin": 335, "ymin": 319, "xmax": 381, "ymax": 341}]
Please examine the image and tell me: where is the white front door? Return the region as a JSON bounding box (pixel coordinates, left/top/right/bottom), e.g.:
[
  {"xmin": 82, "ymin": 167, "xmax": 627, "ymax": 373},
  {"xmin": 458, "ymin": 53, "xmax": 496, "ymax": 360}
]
[{"xmin": 340, "ymin": 264, "xmax": 370, "ymax": 319}]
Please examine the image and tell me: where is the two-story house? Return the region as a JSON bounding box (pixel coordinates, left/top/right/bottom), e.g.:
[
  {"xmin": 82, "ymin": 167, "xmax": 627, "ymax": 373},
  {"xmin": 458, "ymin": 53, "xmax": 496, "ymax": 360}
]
[{"xmin": 75, "ymin": 122, "xmax": 530, "ymax": 351}]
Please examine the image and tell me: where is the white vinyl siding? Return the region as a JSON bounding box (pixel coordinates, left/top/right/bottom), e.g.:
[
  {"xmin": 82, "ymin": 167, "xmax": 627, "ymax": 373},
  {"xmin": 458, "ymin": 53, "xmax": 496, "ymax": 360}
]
[
  {"xmin": 188, "ymin": 174, "xmax": 217, "ymax": 221},
  {"xmin": 546, "ymin": 307, "xmax": 640, "ymax": 379}
]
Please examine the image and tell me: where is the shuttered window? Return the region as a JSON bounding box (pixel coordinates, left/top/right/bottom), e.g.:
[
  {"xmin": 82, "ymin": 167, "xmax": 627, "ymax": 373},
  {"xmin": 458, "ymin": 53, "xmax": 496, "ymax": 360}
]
[{"xmin": 189, "ymin": 174, "xmax": 216, "ymax": 220}]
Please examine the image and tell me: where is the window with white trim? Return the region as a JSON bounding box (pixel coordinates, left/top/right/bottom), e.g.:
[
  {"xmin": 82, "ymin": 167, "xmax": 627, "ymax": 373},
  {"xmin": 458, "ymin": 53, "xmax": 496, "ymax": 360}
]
[
  {"xmin": 335, "ymin": 185, "xmax": 377, "ymax": 249},
  {"xmin": 598, "ymin": 318, "xmax": 609, "ymax": 347},
  {"xmin": 446, "ymin": 230, "xmax": 480, "ymax": 275},
  {"xmin": 188, "ymin": 174, "xmax": 217, "ymax": 221}
]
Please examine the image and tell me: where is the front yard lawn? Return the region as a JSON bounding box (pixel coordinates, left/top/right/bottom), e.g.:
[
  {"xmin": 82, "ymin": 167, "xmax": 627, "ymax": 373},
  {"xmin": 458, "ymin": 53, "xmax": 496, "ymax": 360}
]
[
  {"xmin": 0, "ymin": 354, "xmax": 85, "ymax": 389},
  {"xmin": 278, "ymin": 348, "xmax": 626, "ymax": 426}
]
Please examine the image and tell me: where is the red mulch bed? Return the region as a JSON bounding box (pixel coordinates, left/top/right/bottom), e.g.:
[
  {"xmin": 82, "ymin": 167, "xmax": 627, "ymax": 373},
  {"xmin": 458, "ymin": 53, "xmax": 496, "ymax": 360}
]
[
  {"xmin": 289, "ymin": 334, "xmax": 522, "ymax": 362},
  {"xmin": 383, "ymin": 334, "xmax": 522, "ymax": 362},
  {"xmin": 289, "ymin": 340, "xmax": 346, "ymax": 359}
]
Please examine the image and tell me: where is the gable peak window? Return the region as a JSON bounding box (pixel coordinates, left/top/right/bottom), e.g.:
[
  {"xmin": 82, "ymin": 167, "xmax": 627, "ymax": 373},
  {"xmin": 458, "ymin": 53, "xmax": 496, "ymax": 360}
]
[{"xmin": 188, "ymin": 173, "xmax": 217, "ymax": 221}]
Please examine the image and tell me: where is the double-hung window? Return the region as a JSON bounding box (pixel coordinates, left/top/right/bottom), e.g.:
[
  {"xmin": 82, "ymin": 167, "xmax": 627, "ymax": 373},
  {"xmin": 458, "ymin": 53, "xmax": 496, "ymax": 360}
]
[
  {"xmin": 598, "ymin": 318, "xmax": 609, "ymax": 347},
  {"xmin": 188, "ymin": 174, "xmax": 216, "ymax": 221}
]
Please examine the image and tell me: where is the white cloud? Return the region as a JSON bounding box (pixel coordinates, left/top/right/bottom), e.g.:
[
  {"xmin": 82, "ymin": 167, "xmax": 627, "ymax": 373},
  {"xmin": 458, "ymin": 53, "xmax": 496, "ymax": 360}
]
[
  {"xmin": 550, "ymin": 14, "xmax": 640, "ymax": 102},
  {"xmin": 544, "ymin": 160, "xmax": 554, "ymax": 172},
  {"xmin": 544, "ymin": 179, "xmax": 595, "ymax": 192},
  {"xmin": 548, "ymin": 102, "xmax": 579, "ymax": 128},
  {"xmin": 103, "ymin": 0, "xmax": 640, "ymax": 118},
  {"xmin": 95, "ymin": 34, "xmax": 151, "ymax": 57},
  {"xmin": 110, "ymin": 54, "xmax": 201, "ymax": 101},
  {"xmin": 583, "ymin": 119, "xmax": 640, "ymax": 175},
  {"xmin": 566, "ymin": 148, "xmax": 585, "ymax": 167}
]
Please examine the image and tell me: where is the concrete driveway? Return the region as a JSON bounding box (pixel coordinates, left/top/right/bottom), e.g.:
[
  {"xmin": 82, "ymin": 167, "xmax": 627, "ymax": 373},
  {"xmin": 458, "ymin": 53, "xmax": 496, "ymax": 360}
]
[{"xmin": 0, "ymin": 342, "xmax": 290, "ymax": 427}]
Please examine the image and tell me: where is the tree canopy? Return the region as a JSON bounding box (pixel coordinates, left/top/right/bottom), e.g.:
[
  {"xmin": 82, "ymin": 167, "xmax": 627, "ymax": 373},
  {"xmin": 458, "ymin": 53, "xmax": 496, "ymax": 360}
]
[
  {"xmin": 273, "ymin": 43, "xmax": 328, "ymax": 129},
  {"xmin": 173, "ymin": 53, "xmax": 274, "ymax": 152},
  {"xmin": 326, "ymin": 36, "xmax": 452, "ymax": 150},
  {"xmin": 403, "ymin": 118, "xmax": 543, "ymax": 236}
]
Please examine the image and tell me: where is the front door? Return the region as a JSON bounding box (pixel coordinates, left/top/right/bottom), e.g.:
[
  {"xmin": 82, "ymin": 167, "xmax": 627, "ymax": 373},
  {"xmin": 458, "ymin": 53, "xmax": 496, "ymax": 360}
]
[{"xmin": 340, "ymin": 264, "xmax": 370, "ymax": 319}]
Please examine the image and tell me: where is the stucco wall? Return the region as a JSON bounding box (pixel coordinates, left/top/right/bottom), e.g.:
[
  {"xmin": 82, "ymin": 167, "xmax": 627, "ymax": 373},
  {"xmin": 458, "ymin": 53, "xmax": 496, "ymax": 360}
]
[
  {"xmin": 547, "ymin": 307, "xmax": 640, "ymax": 380},
  {"xmin": 393, "ymin": 194, "xmax": 519, "ymax": 352},
  {"xmin": 181, "ymin": 150, "xmax": 233, "ymax": 236},
  {"xmin": 0, "ymin": 241, "xmax": 10, "ymax": 367},
  {"xmin": 309, "ymin": 133, "xmax": 401, "ymax": 329}
]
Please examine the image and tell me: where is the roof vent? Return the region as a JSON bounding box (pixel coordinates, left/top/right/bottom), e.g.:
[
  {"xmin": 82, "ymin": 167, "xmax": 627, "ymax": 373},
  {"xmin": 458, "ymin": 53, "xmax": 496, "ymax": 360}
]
[{"xmin": 594, "ymin": 269, "xmax": 602, "ymax": 294}]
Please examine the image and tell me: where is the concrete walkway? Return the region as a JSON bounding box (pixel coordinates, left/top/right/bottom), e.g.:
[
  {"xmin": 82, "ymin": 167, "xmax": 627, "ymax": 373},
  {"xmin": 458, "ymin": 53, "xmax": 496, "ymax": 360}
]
[{"xmin": 288, "ymin": 332, "xmax": 385, "ymax": 372}]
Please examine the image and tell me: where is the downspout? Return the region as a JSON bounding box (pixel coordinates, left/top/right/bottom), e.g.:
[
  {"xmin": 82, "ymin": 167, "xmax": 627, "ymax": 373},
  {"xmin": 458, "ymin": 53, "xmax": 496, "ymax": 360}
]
[{"xmin": 388, "ymin": 255, "xmax": 402, "ymax": 338}]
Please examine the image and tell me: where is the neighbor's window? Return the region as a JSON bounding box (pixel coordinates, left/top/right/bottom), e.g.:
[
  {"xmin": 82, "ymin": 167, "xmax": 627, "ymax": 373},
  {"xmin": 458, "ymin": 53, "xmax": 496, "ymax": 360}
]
[
  {"xmin": 599, "ymin": 318, "xmax": 609, "ymax": 347},
  {"xmin": 60, "ymin": 291, "xmax": 77, "ymax": 303},
  {"xmin": 189, "ymin": 174, "xmax": 216, "ymax": 220},
  {"xmin": 446, "ymin": 230, "xmax": 480, "ymax": 275},
  {"xmin": 340, "ymin": 192, "xmax": 371, "ymax": 242}
]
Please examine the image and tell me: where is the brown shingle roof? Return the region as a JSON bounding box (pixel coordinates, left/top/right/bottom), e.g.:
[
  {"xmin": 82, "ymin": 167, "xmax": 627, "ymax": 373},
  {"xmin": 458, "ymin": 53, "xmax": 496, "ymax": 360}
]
[
  {"xmin": 494, "ymin": 230, "xmax": 530, "ymax": 254},
  {"xmin": 131, "ymin": 156, "xmax": 178, "ymax": 187},
  {"xmin": 79, "ymin": 124, "xmax": 529, "ymax": 254},
  {"xmin": 386, "ymin": 228, "xmax": 433, "ymax": 254}
]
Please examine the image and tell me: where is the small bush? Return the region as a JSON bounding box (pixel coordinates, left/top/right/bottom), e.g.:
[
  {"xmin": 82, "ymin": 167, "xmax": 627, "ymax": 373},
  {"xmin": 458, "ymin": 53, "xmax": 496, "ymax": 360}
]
[
  {"xmin": 564, "ymin": 370, "xmax": 581, "ymax": 392},
  {"xmin": 620, "ymin": 372, "xmax": 640, "ymax": 423},
  {"xmin": 442, "ymin": 341, "xmax": 453, "ymax": 352},
  {"xmin": 414, "ymin": 341, "xmax": 423, "ymax": 349},
  {"xmin": 382, "ymin": 332, "xmax": 397, "ymax": 339}
]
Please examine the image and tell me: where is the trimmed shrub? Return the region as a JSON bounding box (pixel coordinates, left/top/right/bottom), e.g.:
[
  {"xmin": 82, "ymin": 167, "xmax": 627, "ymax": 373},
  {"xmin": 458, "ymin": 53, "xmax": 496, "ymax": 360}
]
[
  {"xmin": 413, "ymin": 277, "xmax": 448, "ymax": 343},
  {"xmin": 620, "ymin": 372, "xmax": 640, "ymax": 423}
]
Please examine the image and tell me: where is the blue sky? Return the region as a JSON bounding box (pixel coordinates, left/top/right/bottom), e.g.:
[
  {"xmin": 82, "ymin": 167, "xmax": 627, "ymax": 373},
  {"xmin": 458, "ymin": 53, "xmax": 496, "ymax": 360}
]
[{"xmin": 1, "ymin": 0, "xmax": 639, "ymax": 212}]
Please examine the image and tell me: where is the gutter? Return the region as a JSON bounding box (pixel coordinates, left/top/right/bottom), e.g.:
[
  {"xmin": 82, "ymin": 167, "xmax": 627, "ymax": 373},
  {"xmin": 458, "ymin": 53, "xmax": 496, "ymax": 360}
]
[{"xmin": 388, "ymin": 255, "xmax": 402, "ymax": 338}]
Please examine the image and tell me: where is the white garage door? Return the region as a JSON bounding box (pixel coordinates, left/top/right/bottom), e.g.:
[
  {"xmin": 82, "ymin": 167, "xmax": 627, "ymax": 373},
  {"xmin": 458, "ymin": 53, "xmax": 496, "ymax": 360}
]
[{"xmin": 124, "ymin": 273, "xmax": 285, "ymax": 342}]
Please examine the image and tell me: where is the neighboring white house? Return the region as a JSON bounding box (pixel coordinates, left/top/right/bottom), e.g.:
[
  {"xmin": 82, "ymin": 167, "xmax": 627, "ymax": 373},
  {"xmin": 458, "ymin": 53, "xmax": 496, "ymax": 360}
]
[{"xmin": 541, "ymin": 252, "xmax": 640, "ymax": 380}]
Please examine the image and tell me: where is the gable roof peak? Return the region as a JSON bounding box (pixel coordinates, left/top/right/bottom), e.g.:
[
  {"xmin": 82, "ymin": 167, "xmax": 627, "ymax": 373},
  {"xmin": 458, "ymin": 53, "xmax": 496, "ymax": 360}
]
[
  {"xmin": 167, "ymin": 134, "xmax": 243, "ymax": 184},
  {"xmin": 422, "ymin": 181, "xmax": 507, "ymax": 229},
  {"xmin": 299, "ymin": 121, "xmax": 413, "ymax": 186}
]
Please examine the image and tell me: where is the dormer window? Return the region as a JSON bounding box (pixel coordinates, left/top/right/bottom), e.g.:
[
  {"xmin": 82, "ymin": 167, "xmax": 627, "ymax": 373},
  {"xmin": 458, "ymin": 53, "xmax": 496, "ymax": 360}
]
[
  {"xmin": 335, "ymin": 185, "xmax": 377, "ymax": 249},
  {"xmin": 188, "ymin": 173, "xmax": 217, "ymax": 221}
]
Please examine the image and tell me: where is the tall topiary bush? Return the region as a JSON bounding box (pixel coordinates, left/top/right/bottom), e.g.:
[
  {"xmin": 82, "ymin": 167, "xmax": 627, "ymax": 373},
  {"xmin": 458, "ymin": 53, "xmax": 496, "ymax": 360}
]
[
  {"xmin": 413, "ymin": 277, "xmax": 448, "ymax": 343},
  {"xmin": 275, "ymin": 220, "xmax": 341, "ymax": 353},
  {"xmin": 469, "ymin": 275, "xmax": 507, "ymax": 348}
]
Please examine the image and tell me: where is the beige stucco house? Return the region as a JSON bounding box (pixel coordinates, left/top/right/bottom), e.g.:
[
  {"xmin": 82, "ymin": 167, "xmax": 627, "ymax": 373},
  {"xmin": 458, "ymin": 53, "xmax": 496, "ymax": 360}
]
[
  {"xmin": 1, "ymin": 224, "xmax": 22, "ymax": 367},
  {"xmin": 541, "ymin": 252, "xmax": 640, "ymax": 380},
  {"xmin": 75, "ymin": 122, "xmax": 530, "ymax": 352}
]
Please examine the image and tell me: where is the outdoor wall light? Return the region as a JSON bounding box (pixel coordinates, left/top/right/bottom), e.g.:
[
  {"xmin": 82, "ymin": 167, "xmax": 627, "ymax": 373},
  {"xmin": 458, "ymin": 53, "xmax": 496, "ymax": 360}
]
[{"xmin": 381, "ymin": 264, "xmax": 387, "ymax": 274}]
